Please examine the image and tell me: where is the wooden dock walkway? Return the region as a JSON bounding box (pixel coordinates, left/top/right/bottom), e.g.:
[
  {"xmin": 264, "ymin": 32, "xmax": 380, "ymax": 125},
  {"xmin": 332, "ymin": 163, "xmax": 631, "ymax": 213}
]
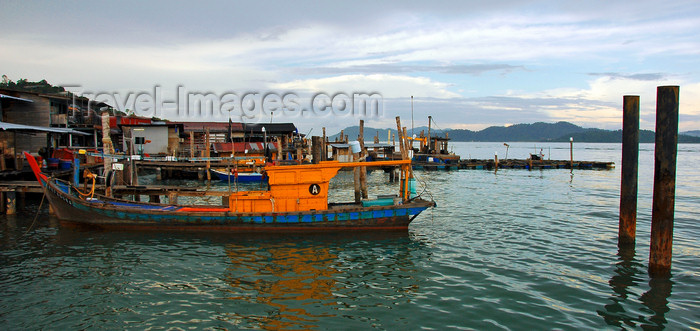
[
  {"xmin": 0, "ymin": 181, "xmax": 44, "ymax": 215},
  {"xmin": 413, "ymin": 159, "xmax": 615, "ymax": 170},
  {"xmin": 0, "ymin": 158, "xmax": 614, "ymax": 214}
]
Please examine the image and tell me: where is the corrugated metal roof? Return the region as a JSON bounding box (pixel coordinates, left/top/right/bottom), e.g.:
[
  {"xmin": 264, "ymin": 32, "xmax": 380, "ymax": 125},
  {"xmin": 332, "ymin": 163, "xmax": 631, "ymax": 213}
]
[
  {"xmin": 0, "ymin": 94, "xmax": 34, "ymax": 103},
  {"xmin": 330, "ymin": 143, "xmax": 394, "ymax": 148},
  {"xmin": 243, "ymin": 123, "xmax": 297, "ymax": 134},
  {"xmin": 212, "ymin": 142, "xmax": 279, "ymax": 153},
  {"xmin": 0, "ymin": 121, "xmax": 91, "ymax": 135},
  {"xmin": 176, "ymin": 122, "xmax": 244, "ymax": 132}
]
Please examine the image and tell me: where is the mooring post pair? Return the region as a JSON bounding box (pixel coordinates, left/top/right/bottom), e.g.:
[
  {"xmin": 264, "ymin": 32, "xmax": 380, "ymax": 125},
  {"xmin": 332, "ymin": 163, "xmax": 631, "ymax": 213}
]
[{"xmin": 619, "ymin": 86, "xmax": 679, "ymax": 278}]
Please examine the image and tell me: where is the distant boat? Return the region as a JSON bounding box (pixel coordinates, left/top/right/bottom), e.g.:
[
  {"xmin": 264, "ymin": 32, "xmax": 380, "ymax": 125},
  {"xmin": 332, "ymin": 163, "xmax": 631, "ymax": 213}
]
[
  {"xmin": 210, "ymin": 168, "xmax": 266, "ymax": 182},
  {"xmin": 24, "ymin": 152, "xmax": 434, "ymax": 232},
  {"xmin": 409, "ymin": 116, "xmax": 461, "ymax": 170}
]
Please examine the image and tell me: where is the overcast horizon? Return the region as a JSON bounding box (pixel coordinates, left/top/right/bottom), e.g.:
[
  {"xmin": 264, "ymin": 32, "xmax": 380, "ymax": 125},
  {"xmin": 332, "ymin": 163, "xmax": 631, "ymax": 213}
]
[{"xmin": 2, "ymin": 0, "xmax": 699, "ymax": 135}]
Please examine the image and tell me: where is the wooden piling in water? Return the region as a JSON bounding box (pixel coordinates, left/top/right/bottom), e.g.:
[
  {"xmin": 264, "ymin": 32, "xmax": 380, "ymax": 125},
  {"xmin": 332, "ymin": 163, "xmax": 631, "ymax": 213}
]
[
  {"xmin": 322, "ymin": 127, "xmax": 327, "ymax": 161},
  {"xmin": 311, "ymin": 136, "xmax": 322, "ymax": 164},
  {"xmin": 402, "ymin": 127, "xmax": 412, "ymax": 176},
  {"xmin": 353, "ymin": 152, "xmax": 361, "ymax": 203},
  {"xmin": 0, "ymin": 192, "xmax": 6, "ymax": 214},
  {"xmin": 189, "ymin": 131, "xmax": 195, "ymax": 159},
  {"xmin": 649, "ymin": 86, "xmax": 679, "ymax": 277},
  {"xmin": 396, "ymin": 117, "xmax": 407, "ymax": 200},
  {"xmin": 168, "ymin": 192, "xmax": 179, "ymax": 205},
  {"xmin": 619, "ymin": 95, "xmax": 640, "ymax": 247},
  {"xmin": 359, "ymin": 120, "xmax": 368, "ymax": 199},
  {"xmin": 205, "ymin": 128, "xmax": 211, "ymax": 181},
  {"xmin": 569, "ymin": 137, "xmax": 574, "ymax": 171},
  {"xmin": 494, "ymin": 152, "xmax": 498, "ymax": 173},
  {"xmin": 276, "ymin": 137, "xmax": 282, "ymax": 160}
]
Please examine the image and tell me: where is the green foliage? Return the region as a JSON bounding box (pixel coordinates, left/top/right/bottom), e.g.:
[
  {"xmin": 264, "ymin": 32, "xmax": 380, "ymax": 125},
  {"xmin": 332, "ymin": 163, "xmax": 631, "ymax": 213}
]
[{"xmin": 0, "ymin": 76, "xmax": 68, "ymax": 94}]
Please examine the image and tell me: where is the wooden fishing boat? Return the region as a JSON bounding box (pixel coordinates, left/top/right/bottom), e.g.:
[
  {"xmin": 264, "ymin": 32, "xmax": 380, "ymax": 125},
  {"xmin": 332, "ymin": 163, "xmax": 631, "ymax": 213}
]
[
  {"xmin": 25, "ymin": 152, "xmax": 434, "ymax": 232},
  {"xmin": 210, "ymin": 168, "xmax": 266, "ymax": 182}
]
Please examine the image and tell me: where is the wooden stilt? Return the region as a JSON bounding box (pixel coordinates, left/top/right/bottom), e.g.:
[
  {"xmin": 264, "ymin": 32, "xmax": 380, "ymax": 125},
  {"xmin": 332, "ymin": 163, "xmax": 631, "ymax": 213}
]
[
  {"xmin": 0, "ymin": 192, "xmax": 5, "ymax": 214},
  {"xmin": 494, "ymin": 152, "xmax": 499, "ymax": 173},
  {"xmin": 190, "ymin": 131, "xmax": 195, "ymax": 159},
  {"xmin": 359, "ymin": 120, "xmax": 368, "ymax": 199},
  {"xmin": 569, "ymin": 137, "xmax": 574, "ymax": 172},
  {"xmin": 168, "ymin": 192, "xmax": 179, "ymax": 205},
  {"xmin": 205, "ymin": 128, "xmax": 211, "ymax": 181},
  {"xmin": 649, "ymin": 86, "xmax": 679, "ymax": 277},
  {"xmin": 311, "ymin": 136, "xmax": 322, "ymax": 164},
  {"xmin": 619, "ymin": 95, "xmax": 640, "ymax": 247},
  {"xmin": 353, "ymin": 152, "xmax": 361, "ymax": 203},
  {"xmin": 322, "ymin": 127, "xmax": 327, "ymax": 161}
]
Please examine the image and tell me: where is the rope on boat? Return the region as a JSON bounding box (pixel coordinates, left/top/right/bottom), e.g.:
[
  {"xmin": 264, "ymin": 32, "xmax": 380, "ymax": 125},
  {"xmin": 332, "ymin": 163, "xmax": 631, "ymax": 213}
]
[
  {"xmin": 23, "ymin": 175, "xmax": 53, "ymax": 236},
  {"xmin": 411, "ymin": 172, "xmax": 436, "ymax": 224},
  {"xmin": 72, "ymin": 169, "xmax": 97, "ymax": 200},
  {"xmin": 410, "ymin": 171, "xmax": 435, "ymax": 204}
]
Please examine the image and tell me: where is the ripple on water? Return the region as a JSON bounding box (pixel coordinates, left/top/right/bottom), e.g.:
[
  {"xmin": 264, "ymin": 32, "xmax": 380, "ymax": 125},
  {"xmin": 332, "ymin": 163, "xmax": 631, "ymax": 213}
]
[{"xmin": 1, "ymin": 142, "xmax": 699, "ymax": 329}]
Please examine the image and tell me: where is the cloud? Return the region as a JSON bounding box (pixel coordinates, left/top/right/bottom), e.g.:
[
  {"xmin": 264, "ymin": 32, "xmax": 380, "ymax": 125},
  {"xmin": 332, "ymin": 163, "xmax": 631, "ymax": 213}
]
[
  {"xmin": 588, "ymin": 72, "xmax": 669, "ymax": 81},
  {"xmin": 270, "ymin": 74, "xmax": 460, "ymax": 99},
  {"xmin": 293, "ymin": 63, "xmax": 525, "ymax": 76},
  {"xmin": 2, "ymin": 0, "xmax": 699, "ymax": 133},
  {"xmin": 528, "ymin": 76, "xmax": 700, "ymax": 130}
]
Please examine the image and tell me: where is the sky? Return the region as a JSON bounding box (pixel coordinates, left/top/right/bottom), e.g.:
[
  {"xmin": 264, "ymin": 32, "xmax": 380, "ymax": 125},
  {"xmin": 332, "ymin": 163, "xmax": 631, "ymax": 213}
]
[{"xmin": 2, "ymin": 0, "xmax": 699, "ymax": 135}]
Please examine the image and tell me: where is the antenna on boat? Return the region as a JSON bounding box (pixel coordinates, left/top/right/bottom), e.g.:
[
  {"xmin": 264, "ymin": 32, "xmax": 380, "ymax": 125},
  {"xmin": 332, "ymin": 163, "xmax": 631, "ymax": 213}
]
[{"xmin": 411, "ymin": 96, "xmax": 414, "ymax": 137}]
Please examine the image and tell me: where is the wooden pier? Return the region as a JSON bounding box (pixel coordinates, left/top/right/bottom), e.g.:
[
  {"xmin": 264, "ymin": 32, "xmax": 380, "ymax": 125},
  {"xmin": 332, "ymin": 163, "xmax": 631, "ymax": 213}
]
[
  {"xmin": 0, "ymin": 181, "xmax": 43, "ymax": 215},
  {"xmin": 0, "ymin": 156, "xmax": 613, "ymax": 215},
  {"xmin": 413, "ymin": 158, "xmax": 614, "ymax": 171}
]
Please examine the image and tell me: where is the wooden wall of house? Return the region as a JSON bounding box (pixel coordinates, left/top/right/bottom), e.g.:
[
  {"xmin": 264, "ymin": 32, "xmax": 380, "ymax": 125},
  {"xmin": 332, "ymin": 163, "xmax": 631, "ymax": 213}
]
[
  {"xmin": 4, "ymin": 92, "xmax": 50, "ymax": 153},
  {"xmin": 0, "ymin": 131, "xmax": 15, "ymax": 170},
  {"xmin": 168, "ymin": 127, "xmax": 180, "ymax": 155}
]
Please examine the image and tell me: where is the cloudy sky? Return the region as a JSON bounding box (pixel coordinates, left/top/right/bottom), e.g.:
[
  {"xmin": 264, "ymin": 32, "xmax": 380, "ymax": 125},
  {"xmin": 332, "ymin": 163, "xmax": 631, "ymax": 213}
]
[{"xmin": 2, "ymin": 0, "xmax": 699, "ymax": 134}]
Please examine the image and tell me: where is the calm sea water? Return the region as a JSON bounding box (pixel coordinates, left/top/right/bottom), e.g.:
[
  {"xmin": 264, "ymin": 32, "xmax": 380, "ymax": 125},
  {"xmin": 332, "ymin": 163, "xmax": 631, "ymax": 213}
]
[{"xmin": 1, "ymin": 142, "xmax": 698, "ymax": 330}]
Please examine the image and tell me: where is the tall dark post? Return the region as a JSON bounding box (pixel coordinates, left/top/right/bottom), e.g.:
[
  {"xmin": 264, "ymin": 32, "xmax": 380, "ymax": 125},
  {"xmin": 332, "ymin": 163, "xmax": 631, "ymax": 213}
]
[
  {"xmin": 569, "ymin": 137, "xmax": 574, "ymax": 171},
  {"xmin": 359, "ymin": 120, "xmax": 368, "ymax": 199},
  {"xmin": 322, "ymin": 127, "xmax": 327, "ymax": 161},
  {"xmin": 619, "ymin": 95, "xmax": 640, "ymax": 247},
  {"xmin": 427, "ymin": 115, "xmax": 432, "ymax": 152},
  {"xmin": 311, "ymin": 136, "xmax": 322, "ymax": 164},
  {"xmin": 649, "ymin": 86, "xmax": 679, "ymax": 277}
]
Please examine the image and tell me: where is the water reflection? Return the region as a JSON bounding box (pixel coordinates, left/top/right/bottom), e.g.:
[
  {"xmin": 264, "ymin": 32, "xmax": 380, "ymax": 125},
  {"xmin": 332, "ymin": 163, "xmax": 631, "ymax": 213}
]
[
  {"xmin": 220, "ymin": 232, "xmax": 423, "ymax": 329},
  {"xmin": 640, "ymin": 276, "xmax": 674, "ymax": 329},
  {"xmin": 599, "ymin": 246, "xmax": 674, "ymax": 329}
]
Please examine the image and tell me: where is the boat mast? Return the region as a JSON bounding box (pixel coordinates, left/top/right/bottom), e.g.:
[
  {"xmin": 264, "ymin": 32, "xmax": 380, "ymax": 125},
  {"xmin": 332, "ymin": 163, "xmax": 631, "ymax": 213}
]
[{"xmin": 427, "ymin": 115, "xmax": 432, "ymax": 154}]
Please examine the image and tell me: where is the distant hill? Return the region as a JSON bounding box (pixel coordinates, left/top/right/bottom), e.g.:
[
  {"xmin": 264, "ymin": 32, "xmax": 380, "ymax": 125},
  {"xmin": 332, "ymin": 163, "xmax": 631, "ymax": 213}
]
[
  {"xmin": 329, "ymin": 122, "xmax": 700, "ymax": 143},
  {"xmin": 683, "ymin": 130, "xmax": 700, "ymax": 137},
  {"xmin": 448, "ymin": 122, "xmax": 586, "ymax": 142},
  {"xmin": 329, "ymin": 125, "xmax": 438, "ymax": 142}
]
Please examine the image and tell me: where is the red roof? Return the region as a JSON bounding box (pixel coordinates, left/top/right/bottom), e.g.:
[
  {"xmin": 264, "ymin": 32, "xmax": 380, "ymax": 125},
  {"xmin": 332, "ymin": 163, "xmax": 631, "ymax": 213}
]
[
  {"xmin": 107, "ymin": 116, "xmax": 153, "ymax": 128},
  {"xmin": 213, "ymin": 142, "xmax": 279, "ymax": 153},
  {"xmin": 176, "ymin": 122, "xmax": 244, "ymax": 132}
]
